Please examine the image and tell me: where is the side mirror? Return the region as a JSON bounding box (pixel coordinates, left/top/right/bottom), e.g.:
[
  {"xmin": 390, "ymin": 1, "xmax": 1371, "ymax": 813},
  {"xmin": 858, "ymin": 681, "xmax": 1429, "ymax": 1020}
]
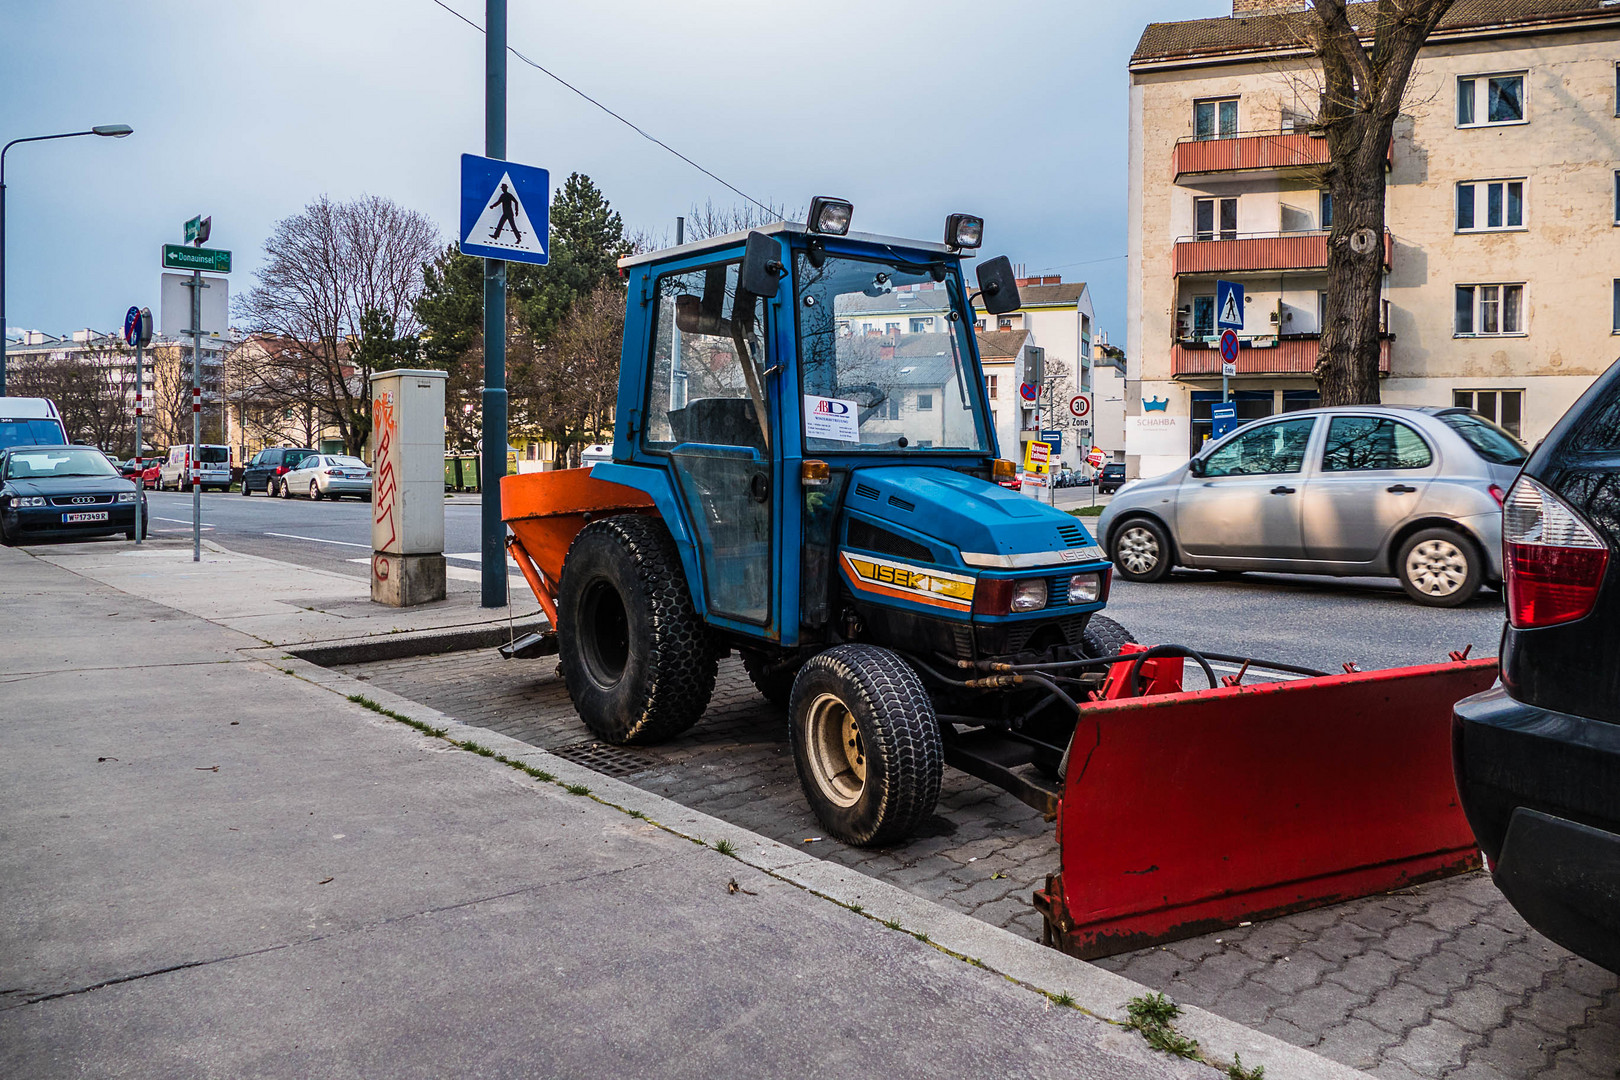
[
  {"xmin": 1187, "ymin": 457, "xmax": 1206, "ymax": 478},
  {"xmin": 740, "ymin": 231, "xmax": 785, "ymax": 299},
  {"xmin": 675, "ymin": 295, "xmax": 732, "ymax": 336},
  {"xmin": 976, "ymin": 255, "xmax": 1022, "ymax": 316}
]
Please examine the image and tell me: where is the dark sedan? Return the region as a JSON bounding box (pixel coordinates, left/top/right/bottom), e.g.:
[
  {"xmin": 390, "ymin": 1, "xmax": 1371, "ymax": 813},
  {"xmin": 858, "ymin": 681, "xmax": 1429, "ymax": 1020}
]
[{"xmin": 0, "ymin": 446, "xmax": 147, "ymax": 545}]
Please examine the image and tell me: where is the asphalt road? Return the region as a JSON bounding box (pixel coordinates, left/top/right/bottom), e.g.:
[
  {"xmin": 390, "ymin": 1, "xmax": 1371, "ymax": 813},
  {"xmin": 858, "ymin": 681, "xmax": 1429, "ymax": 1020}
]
[{"xmin": 132, "ymin": 487, "xmax": 1503, "ymax": 670}]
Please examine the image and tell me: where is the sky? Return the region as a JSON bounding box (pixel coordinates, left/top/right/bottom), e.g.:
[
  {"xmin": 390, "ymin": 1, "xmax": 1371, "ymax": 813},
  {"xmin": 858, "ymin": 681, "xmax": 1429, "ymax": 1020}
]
[{"xmin": 1, "ymin": 0, "xmax": 1227, "ymax": 345}]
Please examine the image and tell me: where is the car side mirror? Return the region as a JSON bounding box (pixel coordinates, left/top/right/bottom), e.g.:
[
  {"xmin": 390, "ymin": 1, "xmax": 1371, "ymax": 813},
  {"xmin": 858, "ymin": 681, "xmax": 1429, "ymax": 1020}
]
[
  {"xmin": 976, "ymin": 255, "xmax": 1022, "ymax": 315},
  {"xmin": 740, "ymin": 231, "xmax": 784, "ymax": 299},
  {"xmin": 1187, "ymin": 457, "xmax": 1206, "ymax": 478}
]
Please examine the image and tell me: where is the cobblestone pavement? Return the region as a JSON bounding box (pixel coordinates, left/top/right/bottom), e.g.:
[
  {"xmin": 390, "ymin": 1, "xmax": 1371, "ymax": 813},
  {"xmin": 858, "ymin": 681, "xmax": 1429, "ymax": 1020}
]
[{"xmin": 340, "ymin": 648, "xmax": 1619, "ymax": 1079}]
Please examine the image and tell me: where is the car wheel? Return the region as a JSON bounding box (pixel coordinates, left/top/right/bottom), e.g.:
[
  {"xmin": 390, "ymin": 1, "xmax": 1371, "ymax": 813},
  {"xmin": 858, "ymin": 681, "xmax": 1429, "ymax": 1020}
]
[
  {"xmin": 556, "ymin": 515, "xmax": 717, "ymax": 745},
  {"xmin": 0, "ymin": 513, "xmax": 14, "ymax": 547},
  {"xmin": 309, "ymin": 480, "xmax": 322, "ymax": 501},
  {"xmin": 789, "ymin": 645, "xmax": 943, "ymax": 847},
  {"xmin": 240, "ymin": 479, "xmax": 251, "ymax": 496},
  {"xmin": 1397, "ymin": 528, "xmax": 1482, "ymax": 607},
  {"xmin": 1110, "ymin": 517, "xmax": 1173, "ymax": 583}
]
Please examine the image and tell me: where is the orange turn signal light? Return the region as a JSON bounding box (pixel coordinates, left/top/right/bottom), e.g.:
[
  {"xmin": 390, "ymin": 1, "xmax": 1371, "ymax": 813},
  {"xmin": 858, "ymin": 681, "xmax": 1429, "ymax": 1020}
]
[
  {"xmin": 801, "ymin": 460, "xmax": 830, "ymax": 487},
  {"xmin": 992, "ymin": 459, "xmax": 1017, "ymax": 481}
]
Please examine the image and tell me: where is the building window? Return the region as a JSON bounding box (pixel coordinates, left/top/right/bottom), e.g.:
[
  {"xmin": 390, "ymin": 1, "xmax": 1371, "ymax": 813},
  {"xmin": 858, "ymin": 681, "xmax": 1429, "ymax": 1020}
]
[
  {"xmin": 1320, "ymin": 190, "xmax": 1333, "ymax": 229},
  {"xmin": 1455, "ymin": 283, "xmax": 1525, "ymax": 336},
  {"xmin": 1613, "ymin": 280, "xmax": 1620, "ymax": 332},
  {"xmin": 879, "ymin": 397, "xmax": 900, "ymax": 420},
  {"xmin": 998, "ymin": 316, "xmax": 1015, "ymax": 330},
  {"xmin": 1194, "ymin": 98, "xmax": 1239, "ymax": 140},
  {"xmin": 1192, "ymin": 296, "xmax": 1215, "ymax": 338},
  {"xmin": 1614, "ymin": 171, "xmax": 1620, "ymax": 225},
  {"xmin": 1453, "ymin": 389, "xmax": 1523, "ymax": 437},
  {"xmin": 1615, "ymin": 63, "xmax": 1619, "ymax": 116},
  {"xmin": 885, "ymin": 321, "xmax": 900, "ymax": 334},
  {"xmin": 909, "ymin": 317, "xmax": 933, "ymax": 333},
  {"xmin": 986, "ymin": 374, "xmax": 999, "ymax": 399},
  {"xmin": 916, "ymin": 393, "xmax": 934, "ymax": 412},
  {"xmin": 1456, "ymin": 179, "xmax": 1524, "ymax": 231},
  {"xmin": 1194, "ymin": 197, "xmax": 1238, "ymax": 241},
  {"xmin": 1457, "ymin": 72, "xmax": 1525, "ymax": 126},
  {"xmin": 1317, "ymin": 291, "xmax": 1328, "ymax": 331}
]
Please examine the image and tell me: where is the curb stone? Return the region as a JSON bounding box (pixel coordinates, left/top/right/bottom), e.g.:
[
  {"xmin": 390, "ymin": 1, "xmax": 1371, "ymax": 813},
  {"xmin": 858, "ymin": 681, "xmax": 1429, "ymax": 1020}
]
[{"xmin": 279, "ymin": 649, "xmax": 1374, "ymax": 1080}]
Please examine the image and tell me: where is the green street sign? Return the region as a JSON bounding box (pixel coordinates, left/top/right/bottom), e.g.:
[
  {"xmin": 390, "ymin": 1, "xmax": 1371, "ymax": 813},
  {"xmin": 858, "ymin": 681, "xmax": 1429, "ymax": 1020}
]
[
  {"xmin": 184, "ymin": 214, "xmax": 211, "ymax": 245},
  {"xmin": 163, "ymin": 244, "xmax": 231, "ymax": 273}
]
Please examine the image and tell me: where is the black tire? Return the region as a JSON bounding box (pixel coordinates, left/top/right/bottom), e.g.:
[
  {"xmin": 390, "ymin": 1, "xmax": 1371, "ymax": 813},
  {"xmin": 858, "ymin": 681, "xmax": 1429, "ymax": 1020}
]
[
  {"xmin": 556, "ymin": 515, "xmax": 716, "ymax": 745},
  {"xmin": 741, "ymin": 649, "xmax": 804, "ymax": 708},
  {"xmin": 309, "ymin": 481, "xmax": 322, "ymax": 501},
  {"xmin": 1081, "ymin": 613, "xmax": 1137, "ymax": 659},
  {"xmin": 788, "ymin": 645, "xmax": 943, "ymax": 847},
  {"xmin": 240, "ymin": 479, "xmax": 252, "ymax": 496},
  {"xmin": 1396, "ymin": 527, "xmax": 1482, "ymax": 607},
  {"xmin": 0, "ymin": 513, "xmax": 14, "ymax": 547},
  {"xmin": 278, "ymin": 479, "xmax": 291, "ymax": 500},
  {"xmin": 1110, "ymin": 517, "xmax": 1173, "ymax": 583}
]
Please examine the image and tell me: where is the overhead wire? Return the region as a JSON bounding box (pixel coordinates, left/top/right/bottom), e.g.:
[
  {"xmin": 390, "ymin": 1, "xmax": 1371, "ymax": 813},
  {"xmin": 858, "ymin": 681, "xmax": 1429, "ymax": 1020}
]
[{"xmin": 426, "ymin": 0, "xmax": 774, "ymax": 215}]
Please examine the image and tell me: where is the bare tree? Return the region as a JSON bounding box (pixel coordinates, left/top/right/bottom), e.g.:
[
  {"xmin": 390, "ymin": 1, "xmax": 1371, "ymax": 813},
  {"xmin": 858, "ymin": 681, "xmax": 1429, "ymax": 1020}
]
[
  {"xmin": 683, "ymin": 198, "xmax": 803, "ymax": 241},
  {"xmin": 1297, "ymin": 0, "xmax": 1454, "ymax": 404},
  {"xmin": 7, "ymin": 346, "xmax": 134, "ymax": 452},
  {"xmin": 235, "ymin": 195, "xmax": 439, "ymax": 455},
  {"xmin": 511, "ymin": 280, "xmax": 624, "ymax": 468}
]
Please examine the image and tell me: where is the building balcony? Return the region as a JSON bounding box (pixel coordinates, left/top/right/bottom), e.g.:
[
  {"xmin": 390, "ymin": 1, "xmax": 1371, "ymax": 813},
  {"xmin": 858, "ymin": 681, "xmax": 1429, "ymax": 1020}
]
[
  {"xmin": 1172, "ymin": 229, "xmax": 1392, "ymax": 277},
  {"xmin": 1173, "ymin": 129, "xmax": 1390, "ymax": 183},
  {"xmin": 1171, "ymin": 334, "xmax": 1391, "ymax": 378}
]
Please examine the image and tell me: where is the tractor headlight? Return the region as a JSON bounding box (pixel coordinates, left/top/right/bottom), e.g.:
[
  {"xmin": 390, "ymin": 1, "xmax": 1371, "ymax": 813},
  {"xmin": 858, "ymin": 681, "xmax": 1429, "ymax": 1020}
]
[
  {"xmin": 945, "ymin": 213, "xmax": 984, "ymax": 249},
  {"xmin": 807, "ymin": 196, "xmax": 853, "ymax": 236},
  {"xmin": 1010, "ymin": 579, "xmax": 1048, "ymax": 612},
  {"xmin": 1067, "ymin": 572, "xmax": 1102, "ymax": 604}
]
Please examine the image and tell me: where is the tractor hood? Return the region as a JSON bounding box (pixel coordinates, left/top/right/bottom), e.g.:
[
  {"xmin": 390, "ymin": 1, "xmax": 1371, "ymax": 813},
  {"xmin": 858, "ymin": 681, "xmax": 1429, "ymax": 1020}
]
[{"xmin": 847, "ymin": 466, "xmax": 1104, "ymax": 570}]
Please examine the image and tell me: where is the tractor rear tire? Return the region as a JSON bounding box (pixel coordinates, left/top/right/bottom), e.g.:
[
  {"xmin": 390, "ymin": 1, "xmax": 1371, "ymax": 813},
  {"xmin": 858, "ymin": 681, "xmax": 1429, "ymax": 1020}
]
[
  {"xmin": 1081, "ymin": 614, "xmax": 1137, "ymax": 659},
  {"xmin": 788, "ymin": 645, "xmax": 942, "ymax": 847},
  {"xmin": 741, "ymin": 649, "xmax": 804, "ymax": 708},
  {"xmin": 556, "ymin": 515, "xmax": 716, "ymax": 745}
]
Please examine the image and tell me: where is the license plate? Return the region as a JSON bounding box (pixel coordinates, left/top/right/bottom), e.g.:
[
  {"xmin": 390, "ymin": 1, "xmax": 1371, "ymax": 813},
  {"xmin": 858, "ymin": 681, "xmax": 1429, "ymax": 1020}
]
[
  {"xmin": 63, "ymin": 511, "xmax": 108, "ymax": 523},
  {"xmin": 345, "ymin": 473, "xmax": 366, "ymax": 480}
]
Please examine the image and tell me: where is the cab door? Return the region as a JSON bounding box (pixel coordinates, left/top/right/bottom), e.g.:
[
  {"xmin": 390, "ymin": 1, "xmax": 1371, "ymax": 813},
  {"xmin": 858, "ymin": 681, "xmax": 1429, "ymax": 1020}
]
[
  {"xmin": 642, "ymin": 260, "xmax": 775, "ymax": 629},
  {"xmin": 1175, "ymin": 416, "xmax": 1318, "ymax": 562}
]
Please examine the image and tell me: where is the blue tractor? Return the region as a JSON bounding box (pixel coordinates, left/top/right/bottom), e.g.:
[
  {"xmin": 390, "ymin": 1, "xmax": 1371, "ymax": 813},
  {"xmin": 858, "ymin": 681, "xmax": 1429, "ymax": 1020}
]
[{"xmin": 503, "ymin": 199, "xmax": 1125, "ymax": 846}]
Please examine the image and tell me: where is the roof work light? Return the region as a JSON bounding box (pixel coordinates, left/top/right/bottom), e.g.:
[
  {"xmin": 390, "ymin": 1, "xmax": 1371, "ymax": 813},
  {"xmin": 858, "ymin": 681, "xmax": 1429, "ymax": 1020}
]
[
  {"xmin": 945, "ymin": 213, "xmax": 984, "ymax": 249},
  {"xmin": 807, "ymin": 196, "xmax": 853, "ymax": 236}
]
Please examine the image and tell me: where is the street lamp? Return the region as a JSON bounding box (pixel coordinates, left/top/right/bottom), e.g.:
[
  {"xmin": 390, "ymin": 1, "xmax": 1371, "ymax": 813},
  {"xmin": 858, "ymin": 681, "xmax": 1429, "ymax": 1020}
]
[{"xmin": 1, "ymin": 124, "xmax": 133, "ymax": 396}]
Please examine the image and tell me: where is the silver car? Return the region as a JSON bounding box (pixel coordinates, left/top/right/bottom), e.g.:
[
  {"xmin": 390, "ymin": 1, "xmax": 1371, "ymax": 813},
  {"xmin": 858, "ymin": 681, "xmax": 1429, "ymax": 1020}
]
[
  {"xmin": 1095, "ymin": 406, "xmax": 1526, "ymax": 607},
  {"xmin": 280, "ymin": 454, "xmax": 373, "ymax": 501}
]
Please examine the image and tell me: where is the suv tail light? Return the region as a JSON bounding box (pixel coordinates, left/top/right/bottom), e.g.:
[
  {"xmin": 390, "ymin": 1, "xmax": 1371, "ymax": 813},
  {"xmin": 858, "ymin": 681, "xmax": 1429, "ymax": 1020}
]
[
  {"xmin": 275, "ymin": 465, "xmax": 288, "ymax": 475},
  {"xmin": 1503, "ymin": 476, "xmax": 1609, "ymax": 628}
]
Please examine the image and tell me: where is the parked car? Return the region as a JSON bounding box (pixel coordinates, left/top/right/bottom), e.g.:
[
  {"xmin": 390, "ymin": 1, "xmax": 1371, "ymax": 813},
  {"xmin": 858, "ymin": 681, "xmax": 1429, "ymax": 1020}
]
[
  {"xmin": 281, "ymin": 454, "xmax": 373, "ymax": 500},
  {"xmin": 0, "ymin": 445, "xmax": 146, "ymax": 545},
  {"xmin": 1097, "ymin": 462, "xmax": 1127, "ymax": 494},
  {"xmin": 241, "ymin": 446, "xmax": 316, "ymax": 497},
  {"xmin": 1453, "ymin": 359, "xmax": 1620, "ymax": 973},
  {"xmin": 0, "ymin": 397, "xmax": 68, "ymax": 452},
  {"xmin": 158, "ymin": 444, "xmax": 232, "ymax": 492},
  {"xmin": 1094, "ymin": 406, "xmax": 1525, "ymax": 607}
]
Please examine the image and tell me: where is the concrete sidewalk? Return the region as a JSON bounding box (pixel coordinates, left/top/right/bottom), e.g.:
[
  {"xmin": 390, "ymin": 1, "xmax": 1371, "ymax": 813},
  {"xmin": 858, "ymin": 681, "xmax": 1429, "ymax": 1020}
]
[{"xmin": 0, "ymin": 538, "xmax": 1358, "ymax": 1078}]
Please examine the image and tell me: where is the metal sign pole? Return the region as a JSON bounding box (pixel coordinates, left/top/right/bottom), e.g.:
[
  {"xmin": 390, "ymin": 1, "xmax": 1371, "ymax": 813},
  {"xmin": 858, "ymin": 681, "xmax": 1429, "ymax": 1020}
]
[
  {"xmin": 191, "ymin": 269, "xmax": 202, "ymax": 562},
  {"xmin": 134, "ymin": 334, "xmax": 144, "ymax": 545},
  {"xmin": 480, "ymin": 0, "xmax": 509, "ymax": 608}
]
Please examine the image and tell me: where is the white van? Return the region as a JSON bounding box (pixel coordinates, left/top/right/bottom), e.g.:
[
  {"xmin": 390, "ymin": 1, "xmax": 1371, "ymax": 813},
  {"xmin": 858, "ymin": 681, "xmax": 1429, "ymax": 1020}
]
[
  {"xmin": 159, "ymin": 444, "xmax": 232, "ymax": 492},
  {"xmin": 0, "ymin": 397, "xmax": 68, "ymax": 451}
]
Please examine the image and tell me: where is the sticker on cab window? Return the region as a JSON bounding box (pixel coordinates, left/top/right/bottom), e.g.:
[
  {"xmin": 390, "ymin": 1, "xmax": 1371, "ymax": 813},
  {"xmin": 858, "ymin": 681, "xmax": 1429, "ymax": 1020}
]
[{"xmin": 804, "ymin": 395, "xmax": 860, "ymax": 443}]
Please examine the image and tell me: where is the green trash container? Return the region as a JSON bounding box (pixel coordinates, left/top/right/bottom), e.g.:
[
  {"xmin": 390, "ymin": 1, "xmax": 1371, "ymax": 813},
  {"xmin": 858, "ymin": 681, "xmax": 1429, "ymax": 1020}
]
[
  {"xmin": 461, "ymin": 455, "xmax": 480, "ymax": 492},
  {"xmin": 444, "ymin": 457, "xmax": 458, "ymax": 490}
]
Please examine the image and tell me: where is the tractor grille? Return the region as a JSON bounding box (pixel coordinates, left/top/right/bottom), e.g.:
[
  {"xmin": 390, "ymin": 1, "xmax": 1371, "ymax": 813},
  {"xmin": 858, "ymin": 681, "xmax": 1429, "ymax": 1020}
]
[
  {"xmin": 855, "ymin": 483, "xmax": 881, "ymax": 501},
  {"xmin": 887, "ymin": 495, "xmax": 915, "ymax": 512},
  {"xmin": 1003, "ymin": 614, "xmax": 1088, "ymax": 654},
  {"xmin": 1048, "ymin": 576, "xmax": 1070, "ymax": 605}
]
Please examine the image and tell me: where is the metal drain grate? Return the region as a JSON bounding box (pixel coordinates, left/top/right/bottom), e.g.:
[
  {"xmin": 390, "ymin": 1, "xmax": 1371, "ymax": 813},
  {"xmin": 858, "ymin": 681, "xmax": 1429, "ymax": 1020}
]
[{"xmin": 548, "ymin": 741, "xmax": 663, "ymax": 778}]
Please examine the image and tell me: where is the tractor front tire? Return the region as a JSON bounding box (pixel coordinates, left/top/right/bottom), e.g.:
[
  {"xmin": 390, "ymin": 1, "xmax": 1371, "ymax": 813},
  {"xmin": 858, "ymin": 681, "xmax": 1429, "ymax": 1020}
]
[
  {"xmin": 788, "ymin": 645, "xmax": 942, "ymax": 847},
  {"xmin": 741, "ymin": 649, "xmax": 805, "ymax": 709},
  {"xmin": 556, "ymin": 515, "xmax": 716, "ymax": 745},
  {"xmin": 1081, "ymin": 614, "xmax": 1137, "ymax": 659}
]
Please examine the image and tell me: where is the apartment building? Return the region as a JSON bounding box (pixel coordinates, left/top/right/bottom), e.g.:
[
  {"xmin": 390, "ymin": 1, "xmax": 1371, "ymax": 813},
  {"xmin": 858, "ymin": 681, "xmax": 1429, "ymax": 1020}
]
[{"xmin": 1126, "ymin": 0, "xmax": 1620, "ymax": 476}]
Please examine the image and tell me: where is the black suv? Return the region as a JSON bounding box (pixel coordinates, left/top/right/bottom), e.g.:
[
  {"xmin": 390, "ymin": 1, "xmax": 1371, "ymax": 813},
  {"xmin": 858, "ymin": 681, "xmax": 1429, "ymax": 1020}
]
[
  {"xmin": 241, "ymin": 447, "xmax": 315, "ymax": 497},
  {"xmin": 1453, "ymin": 359, "xmax": 1620, "ymax": 973},
  {"xmin": 1097, "ymin": 463, "xmax": 1126, "ymax": 494}
]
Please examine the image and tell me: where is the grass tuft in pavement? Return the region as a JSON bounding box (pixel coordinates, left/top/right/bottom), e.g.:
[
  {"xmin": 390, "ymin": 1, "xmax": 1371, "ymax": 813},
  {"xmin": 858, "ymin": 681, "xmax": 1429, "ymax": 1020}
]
[
  {"xmin": 346, "ymin": 694, "xmax": 447, "ymax": 737},
  {"xmin": 1126, "ymin": 992, "xmax": 1200, "ymax": 1059}
]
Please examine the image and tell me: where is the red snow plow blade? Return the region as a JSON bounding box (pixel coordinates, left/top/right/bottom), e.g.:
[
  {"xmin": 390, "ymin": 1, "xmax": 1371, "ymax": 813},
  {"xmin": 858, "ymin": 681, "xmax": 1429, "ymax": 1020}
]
[{"xmin": 1034, "ymin": 657, "xmax": 1498, "ymax": 959}]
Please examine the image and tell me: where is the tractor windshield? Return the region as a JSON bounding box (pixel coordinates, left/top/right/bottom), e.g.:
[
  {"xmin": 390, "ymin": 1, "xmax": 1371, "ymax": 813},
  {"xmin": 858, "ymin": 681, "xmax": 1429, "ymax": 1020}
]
[{"xmin": 794, "ymin": 252, "xmax": 991, "ymax": 453}]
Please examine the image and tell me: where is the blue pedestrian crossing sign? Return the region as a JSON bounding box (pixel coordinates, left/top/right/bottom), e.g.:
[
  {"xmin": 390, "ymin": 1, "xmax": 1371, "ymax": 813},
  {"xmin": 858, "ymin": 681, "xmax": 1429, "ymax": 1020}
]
[
  {"xmin": 460, "ymin": 154, "xmax": 550, "ymax": 265},
  {"xmin": 1216, "ymin": 279, "xmax": 1244, "ymax": 329}
]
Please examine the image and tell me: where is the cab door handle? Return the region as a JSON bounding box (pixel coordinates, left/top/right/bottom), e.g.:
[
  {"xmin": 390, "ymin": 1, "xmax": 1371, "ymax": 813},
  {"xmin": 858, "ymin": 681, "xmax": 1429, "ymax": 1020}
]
[
  {"xmin": 1270, "ymin": 486, "xmax": 1295, "ymax": 495},
  {"xmin": 1386, "ymin": 484, "xmax": 1417, "ymax": 494}
]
